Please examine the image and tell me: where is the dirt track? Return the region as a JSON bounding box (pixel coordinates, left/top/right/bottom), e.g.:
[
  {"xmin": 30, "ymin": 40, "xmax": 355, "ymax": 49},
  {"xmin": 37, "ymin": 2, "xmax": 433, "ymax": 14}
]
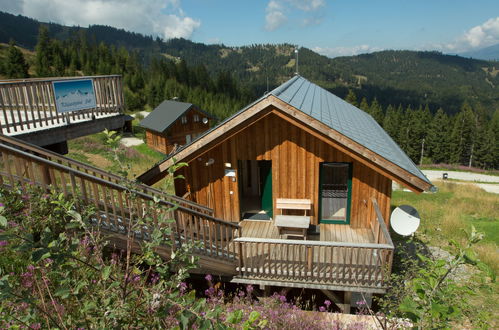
[{"xmin": 422, "ymin": 170, "xmax": 499, "ymax": 194}]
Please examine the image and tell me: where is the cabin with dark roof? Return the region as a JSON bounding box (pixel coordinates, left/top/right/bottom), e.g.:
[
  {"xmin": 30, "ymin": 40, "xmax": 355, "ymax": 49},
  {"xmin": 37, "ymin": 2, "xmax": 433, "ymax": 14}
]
[
  {"xmin": 139, "ymin": 100, "xmax": 214, "ymax": 154},
  {"xmin": 137, "ymin": 76, "xmax": 432, "ymax": 310}
]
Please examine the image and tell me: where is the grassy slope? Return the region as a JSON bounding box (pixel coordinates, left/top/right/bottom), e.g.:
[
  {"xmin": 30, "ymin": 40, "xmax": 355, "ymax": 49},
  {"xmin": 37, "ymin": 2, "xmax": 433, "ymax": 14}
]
[
  {"xmin": 67, "ymin": 122, "xmax": 165, "ymax": 182},
  {"xmin": 392, "ymin": 182, "xmax": 498, "ymax": 325}
]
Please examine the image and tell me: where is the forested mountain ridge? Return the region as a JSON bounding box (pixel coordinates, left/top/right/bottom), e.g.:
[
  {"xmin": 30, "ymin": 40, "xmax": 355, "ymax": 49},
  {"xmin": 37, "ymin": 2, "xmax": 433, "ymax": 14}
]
[
  {"xmin": 0, "ymin": 11, "xmax": 498, "ymax": 169},
  {"xmin": 1, "ymin": 10, "xmax": 498, "ymax": 117}
]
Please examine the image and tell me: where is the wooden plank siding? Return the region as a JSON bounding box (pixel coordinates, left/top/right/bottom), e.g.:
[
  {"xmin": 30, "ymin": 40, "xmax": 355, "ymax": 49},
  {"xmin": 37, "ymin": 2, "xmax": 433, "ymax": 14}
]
[
  {"xmin": 145, "ymin": 108, "xmax": 212, "ymax": 154},
  {"xmin": 175, "ymin": 109, "xmax": 392, "ymax": 228}
]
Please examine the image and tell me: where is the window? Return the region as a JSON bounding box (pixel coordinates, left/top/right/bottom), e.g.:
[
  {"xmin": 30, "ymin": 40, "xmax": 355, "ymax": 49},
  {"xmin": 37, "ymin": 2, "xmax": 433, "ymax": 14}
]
[
  {"xmin": 185, "ymin": 134, "xmax": 191, "ymax": 144},
  {"xmin": 193, "ymin": 114, "xmax": 200, "ymax": 122},
  {"xmin": 319, "ymin": 162, "xmax": 352, "ymax": 224},
  {"xmin": 181, "ymin": 116, "xmax": 187, "ymax": 124}
]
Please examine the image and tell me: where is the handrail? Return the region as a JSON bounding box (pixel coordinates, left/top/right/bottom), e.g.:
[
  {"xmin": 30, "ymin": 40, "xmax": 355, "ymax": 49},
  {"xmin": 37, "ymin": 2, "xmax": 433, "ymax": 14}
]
[
  {"xmin": 234, "ymin": 237, "xmax": 393, "ymax": 249},
  {"xmin": 0, "ymin": 75, "xmax": 123, "ymax": 84},
  {"xmin": 0, "ymin": 141, "xmax": 237, "ymax": 229},
  {"xmin": 0, "ymin": 134, "xmax": 213, "ymax": 215},
  {"xmin": 0, "ymin": 75, "xmax": 124, "ymax": 135},
  {"xmin": 371, "ymin": 198, "xmax": 394, "ymax": 247},
  {"xmin": 235, "ymin": 236, "xmax": 394, "ymax": 290}
]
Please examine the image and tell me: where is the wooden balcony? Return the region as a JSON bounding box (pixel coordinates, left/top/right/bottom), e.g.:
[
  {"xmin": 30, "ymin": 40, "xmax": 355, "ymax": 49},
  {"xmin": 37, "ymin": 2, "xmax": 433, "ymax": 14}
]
[
  {"xmin": 232, "ymin": 201, "xmax": 394, "ymax": 293},
  {"xmin": 0, "ymin": 76, "xmax": 125, "ymax": 147}
]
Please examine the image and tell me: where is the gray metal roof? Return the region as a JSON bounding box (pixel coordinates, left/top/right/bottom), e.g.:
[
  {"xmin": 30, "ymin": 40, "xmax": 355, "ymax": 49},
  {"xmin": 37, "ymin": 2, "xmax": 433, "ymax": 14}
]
[
  {"xmin": 138, "ymin": 100, "xmax": 216, "ymax": 133},
  {"xmin": 270, "ymin": 75, "xmax": 430, "ymax": 184}
]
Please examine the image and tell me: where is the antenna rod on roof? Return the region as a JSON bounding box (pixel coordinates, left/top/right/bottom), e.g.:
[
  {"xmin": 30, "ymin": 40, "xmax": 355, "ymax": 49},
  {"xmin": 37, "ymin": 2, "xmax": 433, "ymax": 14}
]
[{"xmin": 294, "ymin": 47, "xmax": 299, "ymax": 75}]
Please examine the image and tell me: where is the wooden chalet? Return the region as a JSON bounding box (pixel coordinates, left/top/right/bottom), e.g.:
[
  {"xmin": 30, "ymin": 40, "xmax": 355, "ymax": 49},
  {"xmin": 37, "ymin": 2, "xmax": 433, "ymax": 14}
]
[
  {"xmin": 137, "ymin": 75, "xmax": 432, "ymax": 309},
  {"xmin": 139, "ymin": 100, "xmax": 214, "ymax": 154}
]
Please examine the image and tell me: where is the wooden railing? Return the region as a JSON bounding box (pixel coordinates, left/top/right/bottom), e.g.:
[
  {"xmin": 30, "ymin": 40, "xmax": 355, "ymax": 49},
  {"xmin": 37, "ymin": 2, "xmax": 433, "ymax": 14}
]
[
  {"xmin": 234, "ymin": 238, "xmax": 393, "ymax": 291},
  {"xmin": 234, "ymin": 199, "xmax": 394, "ymax": 291},
  {"xmin": 0, "ymin": 134, "xmax": 213, "ymax": 216},
  {"xmin": 0, "ymin": 140, "xmax": 239, "ymax": 262},
  {"xmin": 0, "ymin": 75, "xmax": 124, "ymax": 134},
  {"xmin": 371, "ymin": 198, "xmax": 394, "ymax": 247}
]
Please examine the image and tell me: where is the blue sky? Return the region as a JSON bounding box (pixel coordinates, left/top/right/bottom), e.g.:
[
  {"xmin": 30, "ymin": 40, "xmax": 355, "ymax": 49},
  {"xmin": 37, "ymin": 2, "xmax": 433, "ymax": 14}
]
[{"xmin": 2, "ymin": 0, "xmax": 499, "ymax": 57}]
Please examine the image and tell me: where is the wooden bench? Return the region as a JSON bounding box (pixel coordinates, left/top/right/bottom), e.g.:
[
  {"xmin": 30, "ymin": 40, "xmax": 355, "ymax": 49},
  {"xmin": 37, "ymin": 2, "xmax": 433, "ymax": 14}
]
[{"xmin": 274, "ymin": 198, "xmax": 312, "ymax": 240}]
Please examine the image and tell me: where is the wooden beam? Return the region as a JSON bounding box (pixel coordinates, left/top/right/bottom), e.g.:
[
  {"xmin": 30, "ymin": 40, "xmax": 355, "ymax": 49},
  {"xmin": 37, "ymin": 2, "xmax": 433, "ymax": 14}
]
[{"xmin": 230, "ymin": 278, "xmax": 387, "ymax": 294}]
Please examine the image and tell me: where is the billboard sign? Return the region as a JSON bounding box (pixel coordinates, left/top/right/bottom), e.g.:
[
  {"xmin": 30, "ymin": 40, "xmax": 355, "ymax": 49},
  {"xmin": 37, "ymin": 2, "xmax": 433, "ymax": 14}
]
[{"xmin": 53, "ymin": 79, "xmax": 97, "ymax": 113}]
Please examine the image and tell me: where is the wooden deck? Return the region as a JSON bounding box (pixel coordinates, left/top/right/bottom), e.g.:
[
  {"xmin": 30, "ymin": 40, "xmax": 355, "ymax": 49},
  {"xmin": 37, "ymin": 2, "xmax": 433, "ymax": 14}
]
[
  {"xmin": 233, "ymin": 219, "xmax": 393, "ymax": 293},
  {"xmin": 240, "ymin": 220, "xmax": 374, "ymax": 244}
]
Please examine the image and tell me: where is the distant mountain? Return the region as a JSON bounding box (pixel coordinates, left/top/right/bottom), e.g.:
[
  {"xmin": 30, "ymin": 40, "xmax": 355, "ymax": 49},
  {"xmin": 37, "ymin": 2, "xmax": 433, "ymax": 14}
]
[
  {"xmin": 460, "ymin": 44, "xmax": 499, "ymax": 61},
  {"xmin": 1, "ymin": 10, "xmax": 498, "ymax": 116}
]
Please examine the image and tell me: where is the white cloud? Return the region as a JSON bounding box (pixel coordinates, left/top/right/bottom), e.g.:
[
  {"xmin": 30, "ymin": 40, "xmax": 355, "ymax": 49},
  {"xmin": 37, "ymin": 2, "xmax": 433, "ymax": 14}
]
[
  {"xmin": 264, "ymin": 0, "xmax": 325, "ymax": 31},
  {"xmin": 289, "ymin": 0, "xmax": 325, "ymax": 12},
  {"xmin": 265, "ymin": 1, "xmax": 287, "ymax": 31},
  {"xmin": 440, "ymin": 17, "xmax": 499, "ymax": 52},
  {"xmin": 1, "ymin": 0, "xmax": 201, "ymax": 40},
  {"xmin": 313, "ymin": 45, "xmax": 382, "ymax": 58}
]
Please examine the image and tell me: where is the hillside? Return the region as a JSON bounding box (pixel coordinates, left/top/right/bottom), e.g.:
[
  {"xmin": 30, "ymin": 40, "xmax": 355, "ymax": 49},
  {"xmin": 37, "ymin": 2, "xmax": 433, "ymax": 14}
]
[
  {"xmin": 460, "ymin": 43, "xmax": 499, "ymax": 61},
  {"xmin": 1, "ymin": 10, "xmax": 498, "ymax": 116}
]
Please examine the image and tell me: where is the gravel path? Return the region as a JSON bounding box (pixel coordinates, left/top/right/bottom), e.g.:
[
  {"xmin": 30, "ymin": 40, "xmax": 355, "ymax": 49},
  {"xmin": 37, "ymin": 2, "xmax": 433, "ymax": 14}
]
[
  {"xmin": 421, "ymin": 170, "xmax": 499, "ymax": 194},
  {"xmin": 422, "ymin": 170, "xmax": 499, "ymax": 183},
  {"xmin": 131, "ymin": 111, "xmax": 150, "ymax": 118},
  {"xmin": 120, "ymin": 137, "xmax": 144, "ymax": 147}
]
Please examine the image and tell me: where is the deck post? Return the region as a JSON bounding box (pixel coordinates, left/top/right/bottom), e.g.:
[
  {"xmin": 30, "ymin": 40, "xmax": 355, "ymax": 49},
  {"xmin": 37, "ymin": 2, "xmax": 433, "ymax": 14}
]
[
  {"xmin": 343, "ymin": 291, "xmax": 352, "ymax": 314},
  {"xmin": 259, "ymin": 285, "xmax": 271, "ymax": 297},
  {"xmin": 238, "ymin": 242, "xmax": 243, "ymax": 275},
  {"xmin": 307, "ymin": 246, "xmax": 313, "ymax": 274}
]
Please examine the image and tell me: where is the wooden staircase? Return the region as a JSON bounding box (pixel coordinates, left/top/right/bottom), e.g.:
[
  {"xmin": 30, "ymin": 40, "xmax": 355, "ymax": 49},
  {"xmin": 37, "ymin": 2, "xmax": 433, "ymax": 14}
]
[{"xmin": 0, "ymin": 134, "xmax": 240, "ymax": 275}]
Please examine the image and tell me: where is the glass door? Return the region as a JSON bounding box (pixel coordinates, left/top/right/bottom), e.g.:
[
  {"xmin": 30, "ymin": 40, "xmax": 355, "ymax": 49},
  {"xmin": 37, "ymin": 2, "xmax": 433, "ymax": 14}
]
[{"xmin": 319, "ymin": 162, "xmax": 352, "ymax": 224}]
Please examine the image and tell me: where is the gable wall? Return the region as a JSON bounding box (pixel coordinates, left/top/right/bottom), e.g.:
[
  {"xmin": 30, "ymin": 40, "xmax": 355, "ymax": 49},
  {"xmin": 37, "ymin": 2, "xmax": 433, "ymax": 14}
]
[
  {"xmin": 167, "ymin": 108, "xmax": 211, "ymax": 139},
  {"xmin": 175, "ymin": 110, "xmax": 392, "ymax": 228},
  {"xmin": 145, "ymin": 108, "xmax": 212, "ymax": 154}
]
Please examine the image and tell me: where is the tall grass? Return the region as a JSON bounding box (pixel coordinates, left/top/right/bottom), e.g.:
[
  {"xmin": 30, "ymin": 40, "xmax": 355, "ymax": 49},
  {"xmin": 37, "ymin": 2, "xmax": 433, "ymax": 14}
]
[
  {"xmin": 393, "ymin": 182, "xmax": 498, "ymax": 274},
  {"xmin": 393, "ymin": 182, "xmax": 498, "ymax": 327}
]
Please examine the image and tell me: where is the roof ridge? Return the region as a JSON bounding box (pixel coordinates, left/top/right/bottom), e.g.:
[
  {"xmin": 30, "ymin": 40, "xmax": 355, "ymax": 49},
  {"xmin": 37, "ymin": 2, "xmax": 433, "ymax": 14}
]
[{"xmin": 270, "ymin": 75, "xmax": 301, "ymax": 97}]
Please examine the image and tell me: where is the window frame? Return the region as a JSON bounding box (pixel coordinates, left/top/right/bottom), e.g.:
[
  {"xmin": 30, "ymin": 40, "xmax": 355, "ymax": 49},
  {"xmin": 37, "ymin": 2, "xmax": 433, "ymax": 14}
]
[{"xmin": 317, "ymin": 162, "xmax": 353, "ymax": 225}]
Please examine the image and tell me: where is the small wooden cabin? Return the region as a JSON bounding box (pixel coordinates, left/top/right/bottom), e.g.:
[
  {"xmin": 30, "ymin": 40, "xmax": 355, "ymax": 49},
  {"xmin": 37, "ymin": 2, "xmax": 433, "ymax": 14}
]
[
  {"xmin": 139, "ymin": 100, "xmax": 214, "ymax": 154},
  {"xmin": 138, "ymin": 76, "xmax": 432, "ymax": 305}
]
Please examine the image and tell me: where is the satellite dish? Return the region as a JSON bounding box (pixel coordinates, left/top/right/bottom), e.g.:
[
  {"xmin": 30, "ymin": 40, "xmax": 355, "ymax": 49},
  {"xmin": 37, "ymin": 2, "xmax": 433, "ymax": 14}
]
[
  {"xmin": 202, "ymin": 117, "xmax": 208, "ymax": 124},
  {"xmin": 390, "ymin": 205, "xmax": 420, "ymax": 236}
]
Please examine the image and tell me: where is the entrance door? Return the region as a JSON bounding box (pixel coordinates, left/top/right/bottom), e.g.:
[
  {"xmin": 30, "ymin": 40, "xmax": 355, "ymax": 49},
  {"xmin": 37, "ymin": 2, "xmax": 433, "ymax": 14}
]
[
  {"xmin": 319, "ymin": 162, "xmax": 352, "ymax": 224},
  {"xmin": 259, "ymin": 161, "xmax": 272, "ymax": 218}
]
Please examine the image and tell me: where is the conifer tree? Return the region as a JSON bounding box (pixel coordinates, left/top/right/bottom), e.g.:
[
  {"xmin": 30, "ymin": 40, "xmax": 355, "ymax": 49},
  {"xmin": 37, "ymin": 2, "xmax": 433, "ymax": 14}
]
[
  {"xmin": 345, "ymin": 89, "xmax": 358, "ymax": 106},
  {"xmin": 35, "ymin": 25, "xmax": 52, "ymax": 77},
  {"xmin": 449, "ymin": 102, "xmax": 476, "ymax": 165},
  {"xmin": 474, "ymin": 124, "xmax": 495, "ymax": 169},
  {"xmin": 5, "ymin": 40, "xmax": 29, "ymax": 78},
  {"xmin": 359, "ymin": 97, "xmax": 369, "ymax": 111},
  {"xmin": 382, "ymin": 104, "xmax": 401, "ymax": 143},
  {"xmin": 491, "ymin": 110, "xmax": 499, "ymax": 168},
  {"xmin": 426, "ymin": 108, "xmax": 450, "ymax": 163},
  {"xmin": 398, "ymin": 105, "xmax": 415, "ymax": 159},
  {"xmin": 368, "ymin": 98, "xmax": 384, "ymax": 125}
]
